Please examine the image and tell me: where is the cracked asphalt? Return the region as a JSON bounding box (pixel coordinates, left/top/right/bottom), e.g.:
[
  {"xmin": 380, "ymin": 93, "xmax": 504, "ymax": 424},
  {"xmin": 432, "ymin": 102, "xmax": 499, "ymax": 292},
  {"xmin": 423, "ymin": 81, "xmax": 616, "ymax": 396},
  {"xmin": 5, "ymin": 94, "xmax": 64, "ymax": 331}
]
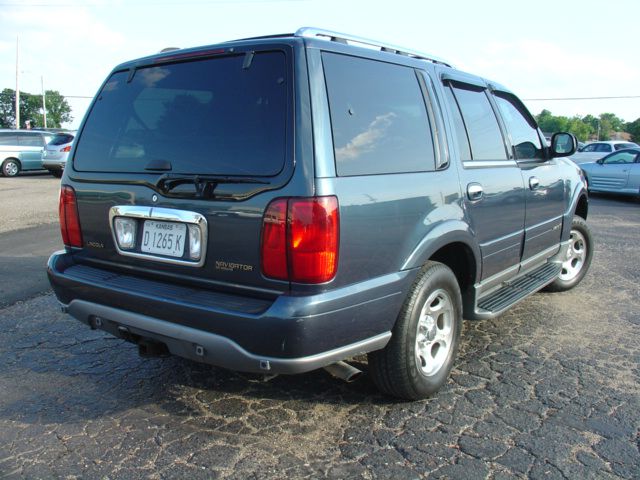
[{"xmin": 0, "ymin": 183, "xmax": 639, "ymax": 479}]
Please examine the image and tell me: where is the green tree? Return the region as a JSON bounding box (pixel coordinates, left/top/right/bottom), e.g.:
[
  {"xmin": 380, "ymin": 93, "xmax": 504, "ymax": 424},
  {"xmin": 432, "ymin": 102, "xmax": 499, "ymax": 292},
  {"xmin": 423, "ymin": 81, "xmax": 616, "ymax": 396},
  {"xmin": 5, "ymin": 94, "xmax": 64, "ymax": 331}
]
[
  {"xmin": 0, "ymin": 88, "xmax": 72, "ymax": 128},
  {"xmin": 599, "ymin": 113, "xmax": 624, "ymax": 132},
  {"xmin": 44, "ymin": 90, "xmax": 73, "ymax": 127},
  {"xmin": 567, "ymin": 116, "xmax": 593, "ymax": 142},
  {"xmin": 626, "ymin": 118, "xmax": 640, "ymax": 142},
  {"xmin": 0, "ymin": 89, "xmax": 14, "ymax": 128},
  {"xmin": 536, "ymin": 109, "xmax": 569, "ymax": 133}
]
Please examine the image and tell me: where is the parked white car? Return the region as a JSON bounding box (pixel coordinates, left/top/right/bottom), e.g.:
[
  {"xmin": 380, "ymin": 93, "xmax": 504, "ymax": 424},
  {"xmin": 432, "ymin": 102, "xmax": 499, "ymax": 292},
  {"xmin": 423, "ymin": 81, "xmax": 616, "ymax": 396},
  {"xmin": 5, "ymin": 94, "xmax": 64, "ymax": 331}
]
[{"xmin": 569, "ymin": 141, "xmax": 639, "ymax": 164}]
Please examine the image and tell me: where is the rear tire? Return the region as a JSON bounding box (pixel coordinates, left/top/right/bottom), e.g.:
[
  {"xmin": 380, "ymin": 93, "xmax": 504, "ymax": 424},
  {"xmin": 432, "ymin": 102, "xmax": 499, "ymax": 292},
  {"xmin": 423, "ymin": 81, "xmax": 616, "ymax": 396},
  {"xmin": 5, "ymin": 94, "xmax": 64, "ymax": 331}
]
[
  {"xmin": 545, "ymin": 216, "xmax": 593, "ymax": 292},
  {"xmin": 1, "ymin": 159, "xmax": 20, "ymax": 177},
  {"xmin": 368, "ymin": 261, "xmax": 462, "ymax": 400}
]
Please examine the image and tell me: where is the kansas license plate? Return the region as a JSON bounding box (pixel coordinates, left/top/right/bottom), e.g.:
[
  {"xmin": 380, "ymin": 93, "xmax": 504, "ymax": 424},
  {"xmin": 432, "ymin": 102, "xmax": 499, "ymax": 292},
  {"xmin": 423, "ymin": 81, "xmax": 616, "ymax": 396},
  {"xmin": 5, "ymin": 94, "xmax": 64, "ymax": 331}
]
[{"xmin": 141, "ymin": 220, "xmax": 186, "ymax": 258}]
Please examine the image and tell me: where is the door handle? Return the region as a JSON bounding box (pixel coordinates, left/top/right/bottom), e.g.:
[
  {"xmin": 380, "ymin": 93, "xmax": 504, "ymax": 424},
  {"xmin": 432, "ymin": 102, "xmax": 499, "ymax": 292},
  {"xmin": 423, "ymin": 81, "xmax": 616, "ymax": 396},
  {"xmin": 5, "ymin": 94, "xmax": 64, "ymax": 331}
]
[
  {"xmin": 467, "ymin": 183, "xmax": 483, "ymax": 201},
  {"xmin": 529, "ymin": 177, "xmax": 540, "ymax": 190}
]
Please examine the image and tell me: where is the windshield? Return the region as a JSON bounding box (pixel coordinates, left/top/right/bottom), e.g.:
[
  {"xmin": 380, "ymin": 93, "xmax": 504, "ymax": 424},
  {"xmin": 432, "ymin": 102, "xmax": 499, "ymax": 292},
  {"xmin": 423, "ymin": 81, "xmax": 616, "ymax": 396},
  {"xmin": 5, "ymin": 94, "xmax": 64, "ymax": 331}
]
[{"xmin": 74, "ymin": 51, "xmax": 288, "ymax": 176}]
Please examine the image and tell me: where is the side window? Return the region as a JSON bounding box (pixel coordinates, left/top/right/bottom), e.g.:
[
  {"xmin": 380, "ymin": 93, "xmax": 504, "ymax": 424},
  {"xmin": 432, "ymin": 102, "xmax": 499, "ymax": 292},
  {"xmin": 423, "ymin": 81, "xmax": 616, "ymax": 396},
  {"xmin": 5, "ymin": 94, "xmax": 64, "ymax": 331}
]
[
  {"xmin": 0, "ymin": 133, "xmax": 18, "ymax": 146},
  {"xmin": 451, "ymin": 85, "xmax": 507, "ymax": 160},
  {"xmin": 595, "ymin": 144, "xmax": 612, "ymax": 153},
  {"xmin": 583, "ymin": 144, "xmax": 596, "ymax": 152},
  {"xmin": 614, "ymin": 143, "xmax": 635, "ymax": 151},
  {"xmin": 443, "ymin": 86, "xmax": 472, "ymax": 160},
  {"xmin": 603, "ymin": 151, "xmax": 636, "ymax": 164},
  {"xmin": 493, "ymin": 93, "xmax": 544, "ymax": 160},
  {"xmin": 17, "ymin": 133, "xmax": 44, "ymax": 147},
  {"xmin": 322, "ymin": 52, "xmax": 436, "ymax": 176}
]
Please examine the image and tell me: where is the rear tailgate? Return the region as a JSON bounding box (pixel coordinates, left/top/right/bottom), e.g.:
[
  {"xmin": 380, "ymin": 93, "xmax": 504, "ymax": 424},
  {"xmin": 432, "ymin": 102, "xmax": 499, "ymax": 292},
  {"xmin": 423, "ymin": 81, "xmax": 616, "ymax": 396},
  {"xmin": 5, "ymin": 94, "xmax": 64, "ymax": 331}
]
[{"xmin": 67, "ymin": 41, "xmax": 311, "ymax": 293}]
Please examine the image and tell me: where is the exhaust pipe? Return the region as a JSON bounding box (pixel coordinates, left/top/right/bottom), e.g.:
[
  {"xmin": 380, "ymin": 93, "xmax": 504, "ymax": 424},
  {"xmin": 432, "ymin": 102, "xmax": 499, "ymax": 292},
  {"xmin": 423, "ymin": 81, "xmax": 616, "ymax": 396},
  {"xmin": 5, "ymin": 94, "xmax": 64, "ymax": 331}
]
[{"xmin": 323, "ymin": 361, "xmax": 363, "ymax": 383}]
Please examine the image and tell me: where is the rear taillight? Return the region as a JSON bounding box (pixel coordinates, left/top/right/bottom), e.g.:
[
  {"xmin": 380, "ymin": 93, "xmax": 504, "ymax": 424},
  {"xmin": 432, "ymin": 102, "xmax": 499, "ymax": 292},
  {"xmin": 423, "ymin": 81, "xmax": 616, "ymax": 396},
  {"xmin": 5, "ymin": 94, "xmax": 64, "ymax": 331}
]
[
  {"xmin": 261, "ymin": 196, "xmax": 339, "ymax": 284},
  {"xmin": 59, "ymin": 185, "xmax": 83, "ymax": 247},
  {"xmin": 61, "ymin": 145, "xmax": 71, "ymax": 152}
]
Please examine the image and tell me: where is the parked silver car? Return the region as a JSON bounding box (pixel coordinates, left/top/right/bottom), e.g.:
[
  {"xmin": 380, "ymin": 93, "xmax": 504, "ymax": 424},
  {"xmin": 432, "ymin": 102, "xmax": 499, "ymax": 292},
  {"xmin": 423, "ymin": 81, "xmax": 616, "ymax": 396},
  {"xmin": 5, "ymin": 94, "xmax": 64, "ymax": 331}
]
[
  {"xmin": 0, "ymin": 129, "xmax": 54, "ymax": 177},
  {"xmin": 569, "ymin": 140, "xmax": 639, "ymax": 164},
  {"xmin": 42, "ymin": 132, "xmax": 75, "ymax": 178},
  {"xmin": 581, "ymin": 148, "xmax": 640, "ymax": 198}
]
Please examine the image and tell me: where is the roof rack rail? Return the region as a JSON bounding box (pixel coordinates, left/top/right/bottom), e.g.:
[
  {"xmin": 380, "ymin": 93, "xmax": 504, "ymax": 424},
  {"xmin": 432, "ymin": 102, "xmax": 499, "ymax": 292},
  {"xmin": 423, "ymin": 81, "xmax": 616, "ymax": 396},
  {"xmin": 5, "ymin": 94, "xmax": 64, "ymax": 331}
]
[{"xmin": 295, "ymin": 27, "xmax": 453, "ymax": 68}]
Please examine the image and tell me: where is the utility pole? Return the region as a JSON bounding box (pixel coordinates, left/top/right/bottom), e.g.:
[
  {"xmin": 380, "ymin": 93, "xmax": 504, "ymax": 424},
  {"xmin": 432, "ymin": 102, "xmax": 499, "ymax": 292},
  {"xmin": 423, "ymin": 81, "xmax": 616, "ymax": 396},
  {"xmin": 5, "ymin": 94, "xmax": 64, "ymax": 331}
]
[
  {"xmin": 41, "ymin": 76, "xmax": 47, "ymax": 129},
  {"xmin": 15, "ymin": 36, "xmax": 20, "ymax": 130}
]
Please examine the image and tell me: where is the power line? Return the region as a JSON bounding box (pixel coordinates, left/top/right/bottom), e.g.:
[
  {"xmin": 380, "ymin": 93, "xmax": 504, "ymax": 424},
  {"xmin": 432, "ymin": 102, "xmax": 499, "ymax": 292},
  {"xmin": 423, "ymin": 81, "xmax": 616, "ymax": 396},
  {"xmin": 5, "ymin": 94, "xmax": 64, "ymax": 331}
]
[
  {"xmin": 524, "ymin": 95, "xmax": 640, "ymax": 101},
  {"xmin": 0, "ymin": 0, "xmax": 308, "ymax": 6}
]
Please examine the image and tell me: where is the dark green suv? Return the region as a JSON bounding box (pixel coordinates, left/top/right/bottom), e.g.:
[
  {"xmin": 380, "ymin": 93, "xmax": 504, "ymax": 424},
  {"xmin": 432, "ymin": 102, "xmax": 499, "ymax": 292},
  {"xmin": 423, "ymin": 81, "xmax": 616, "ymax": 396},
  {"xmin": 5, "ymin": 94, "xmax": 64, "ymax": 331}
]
[{"xmin": 47, "ymin": 28, "xmax": 592, "ymax": 399}]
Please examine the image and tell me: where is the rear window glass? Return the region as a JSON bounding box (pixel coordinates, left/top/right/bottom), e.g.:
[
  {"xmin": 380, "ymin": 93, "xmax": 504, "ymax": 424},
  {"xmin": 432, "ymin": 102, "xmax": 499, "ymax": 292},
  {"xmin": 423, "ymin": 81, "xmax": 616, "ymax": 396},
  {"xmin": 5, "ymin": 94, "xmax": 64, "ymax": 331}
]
[
  {"xmin": 74, "ymin": 51, "xmax": 288, "ymax": 176},
  {"xmin": 322, "ymin": 52, "xmax": 436, "ymax": 176},
  {"xmin": 50, "ymin": 133, "xmax": 74, "ymax": 146}
]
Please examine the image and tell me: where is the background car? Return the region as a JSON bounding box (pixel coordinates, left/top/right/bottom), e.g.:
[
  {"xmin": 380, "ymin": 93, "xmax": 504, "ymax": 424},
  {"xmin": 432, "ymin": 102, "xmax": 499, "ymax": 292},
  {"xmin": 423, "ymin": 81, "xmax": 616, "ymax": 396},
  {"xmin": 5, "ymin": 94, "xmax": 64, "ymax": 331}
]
[
  {"xmin": 580, "ymin": 147, "xmax": 640, "ymax": 198},
  {"xmin": 569, "ymin": 140, "xmax": 639, "ymax": 164},
  {"xmin": 0, "ymin": 129, "xmax": 54, "ymax": 177},
  {"xmin": 42, "ymin": 132, "xmax": 75, "ymax": 178}
]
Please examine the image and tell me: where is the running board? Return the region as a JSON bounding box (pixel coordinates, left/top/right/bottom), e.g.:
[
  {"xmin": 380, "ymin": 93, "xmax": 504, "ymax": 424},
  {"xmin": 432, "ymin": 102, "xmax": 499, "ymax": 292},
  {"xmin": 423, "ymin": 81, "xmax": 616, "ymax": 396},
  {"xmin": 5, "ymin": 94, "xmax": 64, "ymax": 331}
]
[{"xmin": 474, "ymin": 262, "xmax": 561, "ymax": 319}]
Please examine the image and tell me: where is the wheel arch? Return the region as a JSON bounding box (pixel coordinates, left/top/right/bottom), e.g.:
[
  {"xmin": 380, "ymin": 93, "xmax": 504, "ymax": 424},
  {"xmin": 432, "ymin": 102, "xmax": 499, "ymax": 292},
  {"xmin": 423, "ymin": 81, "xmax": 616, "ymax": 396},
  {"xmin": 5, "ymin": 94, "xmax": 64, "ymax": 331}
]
[
  {"xmin": 401, "ymin": 221, "xmax": 481, "ymax": 292},
  {"xmin": 562, "ymin": 187, "xmax": 589, "ymax": 239}
]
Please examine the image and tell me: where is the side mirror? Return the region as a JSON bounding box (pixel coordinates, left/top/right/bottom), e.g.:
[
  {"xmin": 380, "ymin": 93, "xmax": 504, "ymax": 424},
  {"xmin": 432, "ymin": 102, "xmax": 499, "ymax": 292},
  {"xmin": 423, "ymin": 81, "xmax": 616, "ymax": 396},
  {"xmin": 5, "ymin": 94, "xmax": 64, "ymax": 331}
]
[
  {"xmin": 550, "ymin": 132, "xmax": 577, "ymax": 158},
  {"xmin": 597, "ymin": 158, "xmax": 605, "ymax": 164}
]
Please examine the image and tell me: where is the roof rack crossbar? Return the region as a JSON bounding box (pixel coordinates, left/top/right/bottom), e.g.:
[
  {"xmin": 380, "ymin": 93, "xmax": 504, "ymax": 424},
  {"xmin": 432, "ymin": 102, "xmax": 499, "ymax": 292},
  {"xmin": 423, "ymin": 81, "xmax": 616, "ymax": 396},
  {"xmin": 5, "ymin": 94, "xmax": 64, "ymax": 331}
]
[{"xmin": 295, "ymin": 27, "xmax": 453, "ymax": 68}]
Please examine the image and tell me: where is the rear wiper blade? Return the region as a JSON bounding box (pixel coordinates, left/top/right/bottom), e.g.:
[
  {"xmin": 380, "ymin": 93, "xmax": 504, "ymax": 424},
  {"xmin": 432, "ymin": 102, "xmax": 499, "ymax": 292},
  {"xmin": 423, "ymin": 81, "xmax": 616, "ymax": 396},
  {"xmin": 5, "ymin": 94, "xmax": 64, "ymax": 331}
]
[{"xmin": 155, "ymin": 173, "xmax": 269, "ymax": 198}]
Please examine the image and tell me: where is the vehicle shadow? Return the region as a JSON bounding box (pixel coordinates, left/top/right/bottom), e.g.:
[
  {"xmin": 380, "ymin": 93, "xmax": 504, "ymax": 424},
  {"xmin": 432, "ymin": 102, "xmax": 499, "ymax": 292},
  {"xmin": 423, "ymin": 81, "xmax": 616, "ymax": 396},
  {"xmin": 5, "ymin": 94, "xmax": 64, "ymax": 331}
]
[
  {"xmin": 0, "ymin": 296, "xmax": 415, "ymax": 428},
  {"xmin": 588, "ymin": 191, "xmax": 640, "ymax": 206}
]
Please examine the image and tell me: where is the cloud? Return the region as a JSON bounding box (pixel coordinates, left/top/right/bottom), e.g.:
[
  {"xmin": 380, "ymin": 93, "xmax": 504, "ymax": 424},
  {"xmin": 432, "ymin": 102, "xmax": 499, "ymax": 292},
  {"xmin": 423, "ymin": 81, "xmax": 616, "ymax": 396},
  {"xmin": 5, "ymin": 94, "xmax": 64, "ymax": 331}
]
[
  {"xmin": 335, "ymin": 112, "xmax": 397, "ymax": 162},
  {"xmin": 0, "ymin": 4, "xmax": 160, "ymax": 127}
]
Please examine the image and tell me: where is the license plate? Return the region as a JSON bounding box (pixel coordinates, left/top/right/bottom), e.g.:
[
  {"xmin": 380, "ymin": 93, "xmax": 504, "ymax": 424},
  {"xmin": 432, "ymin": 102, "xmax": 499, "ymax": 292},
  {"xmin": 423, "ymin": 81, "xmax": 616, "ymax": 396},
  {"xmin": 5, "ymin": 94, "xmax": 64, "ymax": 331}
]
[{"xmin": 141, "ymin": 220, "xmax": 186, "ymax": 258}]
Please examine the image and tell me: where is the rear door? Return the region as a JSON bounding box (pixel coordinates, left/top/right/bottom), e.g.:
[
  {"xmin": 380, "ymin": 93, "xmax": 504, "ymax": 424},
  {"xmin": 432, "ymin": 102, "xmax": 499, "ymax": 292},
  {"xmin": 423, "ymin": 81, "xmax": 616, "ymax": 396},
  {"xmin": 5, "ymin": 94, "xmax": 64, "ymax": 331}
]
[
  {"xmin": 16, "ymin": 132, "xmax": 47, "ymax": 169},
  {"xmin": 69, "ymin": 44, "xmax": 305, "ymax": 293},
  {"xmin": 440, "ymin": 77, "xmax": 525, "ymax": 283}
]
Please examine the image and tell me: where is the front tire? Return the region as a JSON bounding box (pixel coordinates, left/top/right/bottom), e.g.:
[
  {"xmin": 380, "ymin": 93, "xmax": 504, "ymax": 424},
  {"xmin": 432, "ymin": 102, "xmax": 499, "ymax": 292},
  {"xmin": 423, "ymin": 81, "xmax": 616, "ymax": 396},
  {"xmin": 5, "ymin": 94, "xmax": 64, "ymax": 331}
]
[
  {"xmin": 368, "ymin": 261, "xmax": 462, "ymax": 400},
  {"xmin": 1, "ymin": 159, "xmax": 20, "ymax": 177},
  {"xmin": 545, "ymin": 216, "xmax": 593, "ymax": 292}
]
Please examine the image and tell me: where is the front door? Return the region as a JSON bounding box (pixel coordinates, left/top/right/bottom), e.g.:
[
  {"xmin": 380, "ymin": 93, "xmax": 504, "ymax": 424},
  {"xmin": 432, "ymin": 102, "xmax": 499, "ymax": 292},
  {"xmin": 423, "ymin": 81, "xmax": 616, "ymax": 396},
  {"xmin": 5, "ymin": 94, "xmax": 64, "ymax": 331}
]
[
  {"xmin": 491, "ymin": 91, "xmax": 564, "ymax": 264},
  {"xmin": 590, "ymin": 150, "xmax": 639, "ymax": 192}
]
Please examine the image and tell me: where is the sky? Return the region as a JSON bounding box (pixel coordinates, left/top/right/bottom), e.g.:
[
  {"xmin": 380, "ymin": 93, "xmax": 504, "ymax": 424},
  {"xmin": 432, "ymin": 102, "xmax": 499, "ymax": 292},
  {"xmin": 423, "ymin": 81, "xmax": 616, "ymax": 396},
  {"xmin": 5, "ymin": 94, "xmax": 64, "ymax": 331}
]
[{"xmin": 0, "ymin": 0, "xmax": 639, "ymax": 129}]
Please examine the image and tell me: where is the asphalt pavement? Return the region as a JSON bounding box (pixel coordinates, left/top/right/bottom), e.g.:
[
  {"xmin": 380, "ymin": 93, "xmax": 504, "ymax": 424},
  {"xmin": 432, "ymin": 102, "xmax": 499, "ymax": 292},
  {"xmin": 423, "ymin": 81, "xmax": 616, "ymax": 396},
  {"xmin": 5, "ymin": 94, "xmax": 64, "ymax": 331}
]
[{"xmin": 0, "ymin": 180, "xmax": 638, "ymax": 479}]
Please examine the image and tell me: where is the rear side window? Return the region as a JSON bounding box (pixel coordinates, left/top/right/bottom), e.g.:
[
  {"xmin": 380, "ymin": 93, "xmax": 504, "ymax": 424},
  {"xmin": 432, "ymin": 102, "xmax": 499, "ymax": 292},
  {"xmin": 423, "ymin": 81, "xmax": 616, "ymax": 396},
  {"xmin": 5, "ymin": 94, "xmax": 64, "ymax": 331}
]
[
  {"xmin": 443, "ymin": 86, "xmax": 472, "ymax": 160},
  {"xmin": 450, "ymin": 85, "xmax": 507, "ymax": 160},
  {"xmin": 74, "ymin": 51, "xmax": 288, "ymax": 176},
  {"xmin": 0, "ymin": 133, "xmax": 17, "ymax": 146},
  {"xmin": 322, "ymin": 52, "xmax": 436, "ymax": 176},
  {"xmin": 615, "ymin": 143, "xmax": 637, "ymax": 150},
  {"xmin": 50, "ymin": 133, "xmax": 74, "ymax": 145},
  {"xmin": 17, "ymin": 133, "xmax": 45, "ymax": 147}
]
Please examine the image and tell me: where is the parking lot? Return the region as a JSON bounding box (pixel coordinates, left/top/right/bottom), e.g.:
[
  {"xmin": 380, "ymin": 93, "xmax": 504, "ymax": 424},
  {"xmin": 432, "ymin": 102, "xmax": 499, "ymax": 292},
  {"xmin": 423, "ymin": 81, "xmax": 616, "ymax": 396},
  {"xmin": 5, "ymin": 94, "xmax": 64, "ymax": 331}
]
[{"xmin": 0, "ymin": 175, "xmax": 638, "ymax": 479}]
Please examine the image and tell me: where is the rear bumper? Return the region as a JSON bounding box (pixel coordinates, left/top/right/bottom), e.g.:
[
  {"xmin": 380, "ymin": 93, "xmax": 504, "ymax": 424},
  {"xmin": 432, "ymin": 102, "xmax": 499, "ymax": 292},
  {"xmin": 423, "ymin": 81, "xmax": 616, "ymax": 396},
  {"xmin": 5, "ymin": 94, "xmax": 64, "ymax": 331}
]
[
  {"xmin": 48, "ymin": 252, "xmax": 414, "ymax": 374},
  {"xmin": 42, "ymin": 159, "xmax": 66, "ymax": 171}
]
